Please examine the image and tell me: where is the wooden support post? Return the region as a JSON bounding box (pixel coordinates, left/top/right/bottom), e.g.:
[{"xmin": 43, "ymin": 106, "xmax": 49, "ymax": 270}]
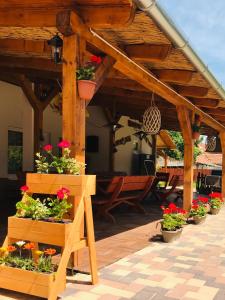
[
  {"xmin": 62, "ymin": 35, "xmax": 86, "ymax": 269},
  {"xmin": 177, "ymin": 106, "xmax": 194, "ymax": 211},
  {"xmin": 220, "ymin": 131, "xmax": 225, "ymax": 200},
  {"xmin": 62, "ymin": 35, "xmax": 85, "ymax": 163}
]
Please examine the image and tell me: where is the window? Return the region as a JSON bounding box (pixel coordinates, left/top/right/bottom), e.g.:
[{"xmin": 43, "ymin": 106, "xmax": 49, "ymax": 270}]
[{"xmin": 8, "ymin": 130, "xmax": 23, "ymax": 174}]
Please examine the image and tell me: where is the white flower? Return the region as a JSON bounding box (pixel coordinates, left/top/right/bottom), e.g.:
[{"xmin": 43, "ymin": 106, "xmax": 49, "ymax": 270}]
[{"xmin": 16, "ymin": 241, "xmax": 26, "ymax": 247}]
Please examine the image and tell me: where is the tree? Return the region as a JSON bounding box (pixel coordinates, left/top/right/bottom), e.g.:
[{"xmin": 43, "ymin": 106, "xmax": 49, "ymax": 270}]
[{"xmin": 165, "ymin": 131, "xmax": 202, "ymax": 162}]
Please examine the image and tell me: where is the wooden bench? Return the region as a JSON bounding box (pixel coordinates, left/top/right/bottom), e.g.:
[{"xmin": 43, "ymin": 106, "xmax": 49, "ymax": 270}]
[{"xmin": 93, "ymin": 176, "xmax": 155, "ymax": 223}]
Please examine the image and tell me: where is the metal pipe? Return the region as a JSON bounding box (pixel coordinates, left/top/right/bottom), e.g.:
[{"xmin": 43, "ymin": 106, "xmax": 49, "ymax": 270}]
[{"xmin": 134, "ymin": 0, "xmax": 225, "ymax": 102}]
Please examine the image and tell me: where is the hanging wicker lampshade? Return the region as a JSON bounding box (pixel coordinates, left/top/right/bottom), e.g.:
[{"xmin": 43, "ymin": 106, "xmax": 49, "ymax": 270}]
[
  {"xmin": 143, "ymin": 93, "xmax": 161, "ymax": 134},
  {"xmin": 206, "ymin": 136, "xmax": 217, "ymax": 152}
]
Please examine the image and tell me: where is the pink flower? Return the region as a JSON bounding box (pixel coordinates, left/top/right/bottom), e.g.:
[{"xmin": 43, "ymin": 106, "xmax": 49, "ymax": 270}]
[
  {"xmin": 20, "ymin": 185, "xmax": 29, "ymax": 192},
  {"xmin": 43, "ymin": 144, "xmax": 53, "ymax": 152},
  {"xmin": 58, "ymin": 140, "xmax": 71, "ymax": 149},
  {"xmin": 57, "ymin": 187, "xmax": 70, "ymax": 200}
]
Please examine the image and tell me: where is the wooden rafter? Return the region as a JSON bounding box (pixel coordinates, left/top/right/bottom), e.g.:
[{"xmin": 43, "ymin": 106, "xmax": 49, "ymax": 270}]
[
  {"xmin": 153, "ymin": 69, "xmax": 194, "ymax": 84},
  {"xmin": 124, "ymin": 44, "xmax": 171, "ymax": 62},
  {"xmin": 56, "ymin": 10, "xmax": 225, "ymax": 132},
  {"xmin": 192, "ymin": 98, "xmax": 220, "ymax": 108},
  {"xmin": 175, "ymin": 85, "xmax": 209, "ymax": 97}
]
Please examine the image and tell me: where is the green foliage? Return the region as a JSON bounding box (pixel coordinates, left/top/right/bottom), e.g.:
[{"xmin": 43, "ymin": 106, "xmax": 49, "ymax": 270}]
[
  {"xmin": 165, "ymin": 130, "xmax": 202, "ymax": 162},
  {"xmin": 161, "ymin": 214, "xmax": 186, "ymax": 231},
  {"xmin": 4, "ymin": 256, "xmax": 35, "ymax": 271},
  {"xmin": 35, "ymin": 148, "xmax": 84, "ymax": 175},
  {"xmin": 36, "ymin": 255, "xmax": 55, "ymax": 273},
  {"xmin": 35, "ymin": 152, "xmax": 49, "ymax": 174},
  {"xmin": 47, "ymin": 197, "xmax": 72, "ymax": 221},
  {"xmin": 16, "ymin": 194, "xmax": 50, "ymax": 220},
  {"xmin": 76, "ymin": 65, "xmax": 95, "ymax": 80},
  {"xmin": 189, "ymin": 205, "xmax": 207, "ymax": 217},
  {"xmin": 210, "ymin": 198, "xmax": 222, "ymax": 209}
]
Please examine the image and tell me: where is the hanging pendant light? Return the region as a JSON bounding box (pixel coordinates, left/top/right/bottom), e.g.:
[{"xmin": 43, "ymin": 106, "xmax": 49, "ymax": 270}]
[
  {"xmin": 143, "ymin": 93, "xmax": 161, "ymax": 134},
  {"xmin": 206, "ymin": 136, "xmax": 217, "ymax": 152}
]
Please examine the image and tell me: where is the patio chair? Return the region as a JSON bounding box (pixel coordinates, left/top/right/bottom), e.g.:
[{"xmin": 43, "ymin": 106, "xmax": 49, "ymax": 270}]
[
  {"xmin": 92, "ymin": 176, "xmax": 155, "ymax": 223},
  {"xmin": 155, "ymin": 175, "xmax": 180, "ymax": 204}
]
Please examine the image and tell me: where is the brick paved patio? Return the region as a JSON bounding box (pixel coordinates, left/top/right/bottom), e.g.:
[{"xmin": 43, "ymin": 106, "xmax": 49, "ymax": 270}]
[{"xmin": 1, "ymin": 205, "xmax": 225, "ymax": 299}]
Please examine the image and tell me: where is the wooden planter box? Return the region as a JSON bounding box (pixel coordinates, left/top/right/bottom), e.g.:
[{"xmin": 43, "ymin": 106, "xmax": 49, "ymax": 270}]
[
  {"xmin": 8, "ymin": 217, "xmax": 74, "ymax": 247},
  {"xmin": 26, "ymin": 173, "xmax": 96, "ymax": 197},
  {"xmin": 0, "ymin": 265, "xmax": 65, "ymax": 298}
]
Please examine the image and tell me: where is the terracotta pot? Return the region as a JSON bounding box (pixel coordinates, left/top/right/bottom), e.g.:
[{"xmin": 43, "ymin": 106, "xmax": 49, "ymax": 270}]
[
  {"xmin": 210, "ymin": 207, "xmax": 221, "ymax": 215},
  {"xmin": 206, "ymin": 204, "xmax": 210, "ymax": 213},
  {"xmin": 193, "ymin": 215, "xmax": 206, "ymax": 224},
  {"xmin": 77, "ymin": 80, "xmax": 96, "ymax": 100},
  {"xmin": 161, "ymin": 228, "xmax": 182, "ymax": 243},
  {"xmin": 192, "ymin": 131, "xmax": 200, "ymax": 140}
]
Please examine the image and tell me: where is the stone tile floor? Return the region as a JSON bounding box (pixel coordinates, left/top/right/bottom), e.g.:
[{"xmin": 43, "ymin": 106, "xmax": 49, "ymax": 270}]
[{"xmin": 1, "ymin": 206, "xmax": 225, "ymax": 299}]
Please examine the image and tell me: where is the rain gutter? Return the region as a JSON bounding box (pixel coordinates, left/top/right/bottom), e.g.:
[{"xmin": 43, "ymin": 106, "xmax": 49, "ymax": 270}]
[{"xmin": 134, "ymin": 0, "xmax": 225, "ymax": 102}]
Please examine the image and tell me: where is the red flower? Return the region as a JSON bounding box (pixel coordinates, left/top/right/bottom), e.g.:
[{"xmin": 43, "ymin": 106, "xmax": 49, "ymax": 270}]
[
  {"xmin": 43, "ymin": 144, "xmax": 53, "ymax": 152},
  {"xmin": 192, "ymin": 199, "xmax": 198, "ymax": 205},
  {"xmin": 192, "ymin": 204, "xmax": 199, "ymax": 210},
  {"xmin": 20, "ymin": 185, "xmax": 29, "ymax": 193},
  {"xmin": 91, "ymin": 55, "xmax": 102, "ymax": 64},
  {"xmin": 23, "ymin": 243, "xmax": 35, "ymax": 250},
  {"xmin": 57, "ymin": 187, "xmax": 70, "ymax": 200},
  {"xmin": 44, "ymin": 248, "xmax": 56, "ymax": 256},
  {"xmin": 58, "ymin": 140, "xmax": 71, "ymax": 149},
  {"xmin": 168, "ymin": 203, "xmax": 178, "ymax": 213},
  {"xmin": 198, "ymin": 197, "xmax": 208, "ymax": 203},
  {"xmin": 209, "ymin": 192, "xmax": 222, "ymax": 199},
  {"xmin": 7, "ymin": 245, "xmax": 16, "ymax": 253}
]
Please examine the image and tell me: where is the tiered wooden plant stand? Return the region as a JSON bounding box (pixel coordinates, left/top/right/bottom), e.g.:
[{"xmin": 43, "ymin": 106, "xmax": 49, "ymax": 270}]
[{"xmin": 0, "ymin": 173, "xmax": 98, "ymax": 300}]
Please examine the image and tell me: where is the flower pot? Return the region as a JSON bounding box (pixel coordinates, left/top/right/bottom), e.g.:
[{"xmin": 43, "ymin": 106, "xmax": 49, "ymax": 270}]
[
  {"xmin": 161, "ymin": 228, "xmax": 182, "ymax": 243},
  {"xmin": 193, "ymin": 215, "xmax": 206, "ymax": 224},
  {"xmin": 192, "ymin": 131, "xmax": 200, "ymax": 140},
  {"xmin": 210, "ymin": 207, "xmax": 221, "ymax": 215},
  {"xmin": 0, "ymin": 265, "xmax": 65, "ymax": 298},
  {"xmin": 206, "ymin": 204, "xmax": 210, "ymax": 213},
  {"xmin": 77, "ymin": 80, "xmax": 96, "ymax": 100}
]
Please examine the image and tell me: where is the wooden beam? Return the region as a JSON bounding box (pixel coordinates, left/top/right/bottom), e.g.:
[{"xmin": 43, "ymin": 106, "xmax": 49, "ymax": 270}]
[
  {"xmin": 125, "ymin": 44, "xmax": 171, "ymax": 62},
  {"xmin": 94, "ymin": 56, "xmax": 115, "ymax": 94},
  {"xmin": 60, "ymin": 10, "xmax": 225, "ymax": 132},
  {"xmin": 153, "ymin": 69, "xmax": 194, "ymax": 84},
  {"xmin": 103, "ymin": 78, "xmax": 148, "ymax": 92},
  {"xmin": 0, "ymin": 1, "xmax": 135, "ymax": 27},
  {"xmin": 192, "ymin": 98, "xmax": 220, "ymax": 108},
  {"xmin": 0, "ymin": 39, "xmax": 51, "ymax": 57},
  {"xmin": 220, "ymin": 131, "xmax": 225, "ymax": 199},
  {"xmin": 0, "ymin": 55, "xmax": 61, "ymax": 73},
  {"xmin": 175, "ymin": 85, "xmax": 209, "ymax": 97},
  {"xmin": 204, "ymin": 108, "xmax": 225, "ymax": 116},
  {"xmin": 177, "ymin": 106, "xmax": 193, "ymax": 211}
]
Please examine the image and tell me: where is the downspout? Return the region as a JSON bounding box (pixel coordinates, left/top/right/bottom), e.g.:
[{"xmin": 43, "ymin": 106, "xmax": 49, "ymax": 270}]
[{"xmin": 134, "ymin": 0, "xmax": 225, "ymax": 102}]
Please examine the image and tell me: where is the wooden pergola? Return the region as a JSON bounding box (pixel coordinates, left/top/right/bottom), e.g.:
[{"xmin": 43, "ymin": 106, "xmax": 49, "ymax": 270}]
[{"xmin": 1, "ymin": 0, "xmax": 225, "ymax": 211}]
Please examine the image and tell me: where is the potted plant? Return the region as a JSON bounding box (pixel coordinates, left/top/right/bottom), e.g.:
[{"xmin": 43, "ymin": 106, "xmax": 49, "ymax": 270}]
[
  {"xmin": 192, "ymin": 124, "xmax": 200, "ymax": 140},
  {"xmin": 76, "ymin": 55, "xmax": 102, "ymax": 101},
  {"xmin": 209, "ymin": 192, "xmax": 224, "ymax": 215},
  {"xmin": 160, "ymin": 203, "xmax": 187, "ymax": 243},
  {"xmin": 190, "ymin": 198, "xmax": 207, "ymax": 224}
]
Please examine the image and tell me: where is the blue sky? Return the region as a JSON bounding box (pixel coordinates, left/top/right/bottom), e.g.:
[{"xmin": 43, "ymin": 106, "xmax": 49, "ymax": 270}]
[{"xmin": 158, "ymin": 0, "xmax": 225, "ymax": 87}]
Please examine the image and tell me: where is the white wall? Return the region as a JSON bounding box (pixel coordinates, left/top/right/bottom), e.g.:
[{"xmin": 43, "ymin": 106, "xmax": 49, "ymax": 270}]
[
  {"xmin": 114, "ymin": 116, "xmax": 153, "ymax": 175},
  {"xmin": 86, "ymin": 106, "xmax": 110, "ymax": 173},
  {"xmin": 0, "ymin": 81, "xmax": 33, "ymax": 178}
]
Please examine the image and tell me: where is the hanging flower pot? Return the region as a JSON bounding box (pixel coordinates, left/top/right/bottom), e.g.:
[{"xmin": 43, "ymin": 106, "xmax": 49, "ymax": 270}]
[
  {"xmin": 143, "ymin": 93, "xmax": 161, "ymax": 134},
  {"xmin": 77, "ymin": 80, "xmax": 96, "ymax": 101},
  {"xmin": 192, "ymin": 130, "xmax": 200, "ymax": 140},
  {"xmin": 76, "ymin": 55, "xmax": 101, "ymax": 101}
]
